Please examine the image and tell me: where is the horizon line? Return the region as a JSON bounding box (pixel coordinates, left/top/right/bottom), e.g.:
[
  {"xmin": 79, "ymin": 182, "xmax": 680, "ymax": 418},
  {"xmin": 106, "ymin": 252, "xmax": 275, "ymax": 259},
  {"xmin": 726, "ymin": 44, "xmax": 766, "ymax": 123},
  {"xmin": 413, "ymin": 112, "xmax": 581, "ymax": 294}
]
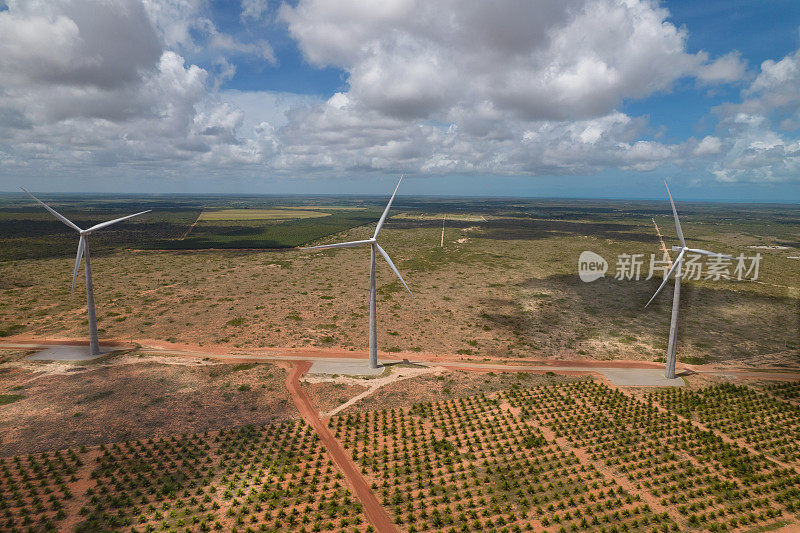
[{"xmin": 0, "ymin": 190, "xmax": 798, "ymax": 206}]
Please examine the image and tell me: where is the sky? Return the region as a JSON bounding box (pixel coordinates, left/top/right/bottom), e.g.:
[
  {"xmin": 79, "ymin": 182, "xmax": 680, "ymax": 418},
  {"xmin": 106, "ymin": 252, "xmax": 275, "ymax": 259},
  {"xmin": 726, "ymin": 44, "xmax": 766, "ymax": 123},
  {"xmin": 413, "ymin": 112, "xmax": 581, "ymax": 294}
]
[{"xmin": 0, "ymin": 0, "xmax": 799, "ymax": 201}]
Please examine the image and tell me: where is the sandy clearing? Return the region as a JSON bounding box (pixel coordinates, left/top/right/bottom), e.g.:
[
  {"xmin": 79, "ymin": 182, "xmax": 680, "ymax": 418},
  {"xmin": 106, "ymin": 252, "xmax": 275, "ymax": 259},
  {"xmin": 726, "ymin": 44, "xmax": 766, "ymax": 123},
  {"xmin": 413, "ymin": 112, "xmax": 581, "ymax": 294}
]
[{"xmin": 303, "ymin": 364, "xmax": 442, "ymax": 416}]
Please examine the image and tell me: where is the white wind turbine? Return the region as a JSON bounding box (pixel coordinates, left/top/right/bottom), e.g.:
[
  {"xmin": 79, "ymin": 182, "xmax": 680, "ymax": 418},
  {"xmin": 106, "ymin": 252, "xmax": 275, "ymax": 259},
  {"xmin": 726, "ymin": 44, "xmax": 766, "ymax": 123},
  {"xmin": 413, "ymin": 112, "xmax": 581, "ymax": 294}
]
[
  {"xmin": 22, "ymin": 188, "xmax": 151, "ymax": 356},
  {"xmin": 302, "ymin": 177, "xmax": 413, "ymax": 369},
  {"xmin": 645, "ymin": 182, "xmax": 732, "ymax": 379}
]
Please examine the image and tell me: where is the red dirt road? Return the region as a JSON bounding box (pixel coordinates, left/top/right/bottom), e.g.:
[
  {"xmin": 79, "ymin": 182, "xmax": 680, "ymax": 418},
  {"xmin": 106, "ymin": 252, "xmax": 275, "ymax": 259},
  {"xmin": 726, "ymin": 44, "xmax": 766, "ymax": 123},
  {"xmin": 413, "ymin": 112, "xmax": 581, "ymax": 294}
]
[
  {"xmin": 285, "ymin": 361, "xmax": 397, "ymax": 533},
  {"xmin": 6, "ymin": 337, "xmax": 800, "ymax": 381}
]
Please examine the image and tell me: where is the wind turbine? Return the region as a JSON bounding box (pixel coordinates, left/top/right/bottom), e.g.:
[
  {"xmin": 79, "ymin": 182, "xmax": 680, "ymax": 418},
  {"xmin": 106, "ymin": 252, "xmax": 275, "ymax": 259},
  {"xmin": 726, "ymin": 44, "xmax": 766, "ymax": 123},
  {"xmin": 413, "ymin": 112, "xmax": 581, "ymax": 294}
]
[
  {"xmin": 22, "ymin": 188, "xmax": 151, "ymax": 356},
  {"xmin": 645, "ymin": 182, "xmax": 732, "ymax": 379},
  {"xmin": 302, "ymin": 177, "xmax": 413, "ymax": 369}
]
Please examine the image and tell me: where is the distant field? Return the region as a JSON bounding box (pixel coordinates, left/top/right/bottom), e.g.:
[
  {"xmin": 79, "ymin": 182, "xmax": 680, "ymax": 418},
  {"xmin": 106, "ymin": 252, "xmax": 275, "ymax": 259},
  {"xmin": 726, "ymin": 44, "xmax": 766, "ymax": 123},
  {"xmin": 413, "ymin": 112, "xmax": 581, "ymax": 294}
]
[
  {"xmin": 394, "ymin": 212, "xmax": 487, "ymax": 222},
  {"xmin": 172, "ymin": 209, "xmax": 381, "ymax": 249},
  {"xmin": 0, "ymin": 194, "xmax": 386, "ymax": 258},
  {"xmin": 198, "ymin": 208, "xmax": 331, "ymax": 221},
  {"xmin": 293, "ymin": 205, "xmax": 366, "ymax": 211}
]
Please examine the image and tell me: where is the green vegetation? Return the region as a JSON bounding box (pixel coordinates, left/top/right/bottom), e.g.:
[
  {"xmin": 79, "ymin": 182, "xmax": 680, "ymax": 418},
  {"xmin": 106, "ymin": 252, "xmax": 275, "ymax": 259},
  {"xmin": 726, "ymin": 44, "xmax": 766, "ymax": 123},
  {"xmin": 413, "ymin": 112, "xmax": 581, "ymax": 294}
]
[
  {"xmin": 334, "ymin": 383, "xmax": 673, "ymax": 531},
  {"xmin": 225, "ymin": 316, "xmax": 245, "ymax": 327},
  {"xmin": 0, "ymin": 422, "xmax": 370, "ymax": 532},
  {"xmin": 166, "ymin": 209, "xmax": 382, "ymax": 250},
  {"xmin": 0, "ymin": 193, "xmax": 384, "ymax": 258},
  {"xmin": 198, "ymin": 208, "xmax": 332, "ymax": 221},
  {"xmin": 766, "ymin": 380, "xmax": 800, "ymax": 401},
  {"xmin": 650, "ymin": 383, "xmax": 800, "ymax": 464},
  {"xmin": 393, "ymin": 212, "xmax": 487, "ymax": 222},
  {"xmin": 0, "ymin": 394, "xmax": 23, "ymax": 405},
  {"xmin": 0, "ymin": 324, "xmax": 24, "ymax": 337}
]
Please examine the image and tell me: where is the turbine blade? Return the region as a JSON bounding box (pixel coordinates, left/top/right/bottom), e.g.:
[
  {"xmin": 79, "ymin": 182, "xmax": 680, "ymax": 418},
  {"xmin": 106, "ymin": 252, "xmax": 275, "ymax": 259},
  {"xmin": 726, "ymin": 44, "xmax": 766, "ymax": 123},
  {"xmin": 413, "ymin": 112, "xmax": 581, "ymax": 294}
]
[
  {"xmin": 71, "ymin": 237, "xmax": 85, "ymax": 298},
  {"xmin": 686, "ymin": 248, "xmax": 734, "ymax": 260},
  {"xmin": 375, "ymin": 243, "xmax": 413, "ymax": 298},
  {"xmin": 86, "ymin": 210, "xmax": 151, "ymax": 232},
  {"xmin": 301, "ymin": 239, "xmax": 373, "ymax": 251},
  {"xmin": 645, "ymin": 249, "xmax": 685, "ymax": 308},
  {"xmin": 373, "ymin": 176, "xmax": 403, "ymax": 239},
  {"xmin": 21, "ymin": 187, "xmax": 82, "ymax": 232},
  {"xmin": 664, "ymin": 181, "xmax": 686, "ymax": 248}
]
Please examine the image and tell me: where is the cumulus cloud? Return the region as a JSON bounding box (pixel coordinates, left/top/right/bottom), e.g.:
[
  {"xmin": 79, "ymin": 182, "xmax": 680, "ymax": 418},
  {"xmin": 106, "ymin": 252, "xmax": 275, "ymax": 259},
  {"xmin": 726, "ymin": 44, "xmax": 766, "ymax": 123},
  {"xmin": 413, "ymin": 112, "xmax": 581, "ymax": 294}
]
[
  {"xmin": 710, "ymin": 116, "xmax": 800, "ymax": 183},
  {"xmin": 281, "ymin": 0, "xmax": 731, "ymax": 122},
  {"xmin": 0, "ymin": 0, "xmax": 161, "ymax": 90},
  {"xmin": 692, "ymin": 136, "xmax": 723, "ymax": 156},
  {"xmin": 706, "ymin": 111, "xmax": 800, "ymax": 183},
  {"xmin": 695, "ymin": 51, "xmax": 747, "ymax": 85},
  {"xmin": 141, "ymin": 0, "xmax": 207, "ymax": 51},
  {"xmin": 0, "ymin": 0, "xmax": 792, "ymax": 187},
  {"xmin": 701, "ymin": 48, "xmax": 800, "ymax": 183},
  {"xmin": 269, "ymin": 0, "xmax": 737, "ymax": 177},
  {"xmin": 0, "ymin": 0, "xmax": 280, "ymax": 177},
  {"xmin": 271, "ymin": 94, "xmax": 673, "ymax": 175}
]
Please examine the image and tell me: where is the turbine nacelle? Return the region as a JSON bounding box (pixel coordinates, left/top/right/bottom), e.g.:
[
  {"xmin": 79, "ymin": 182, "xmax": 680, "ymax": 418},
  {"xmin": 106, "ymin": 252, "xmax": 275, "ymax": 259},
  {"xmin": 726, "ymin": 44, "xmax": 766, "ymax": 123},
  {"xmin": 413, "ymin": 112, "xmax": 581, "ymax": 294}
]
[
  {"xmin": 645, "ymin": 181, "xmax": 732, "ymax": 308},
  {"xmin": 671, "ymin": 244, "xmax": 733, "ymax": 259},
  {"xmin": 21, "ymin": 188, "xmax": 151, "ymax": 297},
  {"xmin": 301, "ymin": 176, "xmax": 413, "ymax": 298}
]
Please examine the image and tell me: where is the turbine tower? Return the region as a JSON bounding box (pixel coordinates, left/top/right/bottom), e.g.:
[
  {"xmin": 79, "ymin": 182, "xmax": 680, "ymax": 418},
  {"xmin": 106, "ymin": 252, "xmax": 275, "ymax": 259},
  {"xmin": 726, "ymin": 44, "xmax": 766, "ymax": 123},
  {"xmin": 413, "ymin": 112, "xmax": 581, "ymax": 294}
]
[
  {"xmin": 645, "ymin": 182, "xmax": 732, "ymax": 379},
  {"xmin": 303, "ymin": 177, "xmax": 413, "ymax": 368},
  {"xmin": 22, "ymin": 188, "xmax": 151, "ymax": 356}
]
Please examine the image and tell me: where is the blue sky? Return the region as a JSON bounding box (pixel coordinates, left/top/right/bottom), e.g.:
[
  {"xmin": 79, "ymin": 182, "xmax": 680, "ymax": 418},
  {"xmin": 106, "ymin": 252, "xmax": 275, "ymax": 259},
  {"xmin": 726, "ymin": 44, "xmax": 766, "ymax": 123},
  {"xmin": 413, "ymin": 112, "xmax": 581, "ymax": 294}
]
[
  {"xmin": 623, "ymin": 0, "xmax": 799, "ymax": 138},
  {"xmin": 0, "ymin": 0, "xmax": 799, "ymax": 201}
]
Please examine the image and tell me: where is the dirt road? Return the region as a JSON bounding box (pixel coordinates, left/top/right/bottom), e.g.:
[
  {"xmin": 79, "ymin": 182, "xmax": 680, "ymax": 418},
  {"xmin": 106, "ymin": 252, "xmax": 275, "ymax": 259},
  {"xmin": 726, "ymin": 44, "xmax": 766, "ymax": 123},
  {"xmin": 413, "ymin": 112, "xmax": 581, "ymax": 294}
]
[
  {"xmin": 285, "ymin": 361, "xmax": 397, "ymax": 533},
  {"xmin": 6, "ymin": 338, "xmax": 800, "ymax": 382}
]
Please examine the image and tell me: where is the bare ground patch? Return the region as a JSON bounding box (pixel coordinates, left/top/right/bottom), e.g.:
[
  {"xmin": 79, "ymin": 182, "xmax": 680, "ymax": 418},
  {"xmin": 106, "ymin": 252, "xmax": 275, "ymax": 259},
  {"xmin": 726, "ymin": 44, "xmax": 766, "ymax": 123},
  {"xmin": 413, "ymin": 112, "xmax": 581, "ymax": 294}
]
[
  {"xmin": 343, "ymin": 367, "xmax": 580, "ymax": 412},
  {"xmin": 301, "ymin": 380, "xmax": 368, "ymax": 414},
  {"xmin": 0, "ymin": 354, "xmax": 297, "ymax": 456}
]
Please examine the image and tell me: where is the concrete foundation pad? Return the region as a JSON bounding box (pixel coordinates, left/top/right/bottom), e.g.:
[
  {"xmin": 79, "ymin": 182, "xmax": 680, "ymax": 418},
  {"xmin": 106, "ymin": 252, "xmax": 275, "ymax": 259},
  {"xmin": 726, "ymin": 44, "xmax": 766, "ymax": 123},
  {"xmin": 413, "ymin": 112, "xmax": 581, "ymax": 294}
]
[
  {"xmin": 308, "ymin": 358, "xmax": 386, "ymax": 376},
  {"xmin": 26, "ymin": 345, "xmax": 118, "ymax": 362},
  {"xmin": 599, "ymin": 368, "xmax": 684, "ymax": 387}
]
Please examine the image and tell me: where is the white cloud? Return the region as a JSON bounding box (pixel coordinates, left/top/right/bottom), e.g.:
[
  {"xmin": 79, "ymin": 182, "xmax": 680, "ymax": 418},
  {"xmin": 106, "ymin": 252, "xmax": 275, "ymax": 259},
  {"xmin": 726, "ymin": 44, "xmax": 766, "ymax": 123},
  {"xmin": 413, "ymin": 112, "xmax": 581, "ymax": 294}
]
[
  {"xmin": 271, "ymin": 95, "xmax": 672, "ymax": 176},
  {"xmin": 241, "ymin": 0, "xmax": 270, "ymax": 22},
  {"xmin": 268, "ymin": 0, "xmax": 735, "ymax": 178},
  {"xmin": 142, "ymin": 0, "xmax": 277, "ymax": 75},
  {"xmin": 749, "ymin": 53, "xmax": 799, "ymax": 94},
  {"xmin": 0, "ymin": 0, "xmax": 279, "ymax": 178},
  {"xmin": 701, "ymin": 47, "xmax": 800, "ymax": 183},
  {"xmin": 141, "ymin": 0, "xmax": 207, "ymax": 51},
  {"xmin": 280, "ymin": 0, "xmax": 730, "ymax": 122},
  {"xmin": 0, "ymin": 0, "xmax": 161, "ymax": 90},
  {"xmin": 693, "ymin": 136, "xmax": 723, "ymax": 156},
  {"xmin": 219, "ymin": 90, "xmax": 321, "ymax": 133},
  {"xmin": 210, "ymin": 33, "xmax": 277, "ymax": 65},
  {"xmin": 0, "ymin": 0, "xmax": 791, "ymax": 188},
  {"xmin": 695, "ymin": 51, "xmax": 747, "ymax": 84},
  {"xmin": 709, "ymin": 115, "xmax": 800, "ymax": 183}
]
